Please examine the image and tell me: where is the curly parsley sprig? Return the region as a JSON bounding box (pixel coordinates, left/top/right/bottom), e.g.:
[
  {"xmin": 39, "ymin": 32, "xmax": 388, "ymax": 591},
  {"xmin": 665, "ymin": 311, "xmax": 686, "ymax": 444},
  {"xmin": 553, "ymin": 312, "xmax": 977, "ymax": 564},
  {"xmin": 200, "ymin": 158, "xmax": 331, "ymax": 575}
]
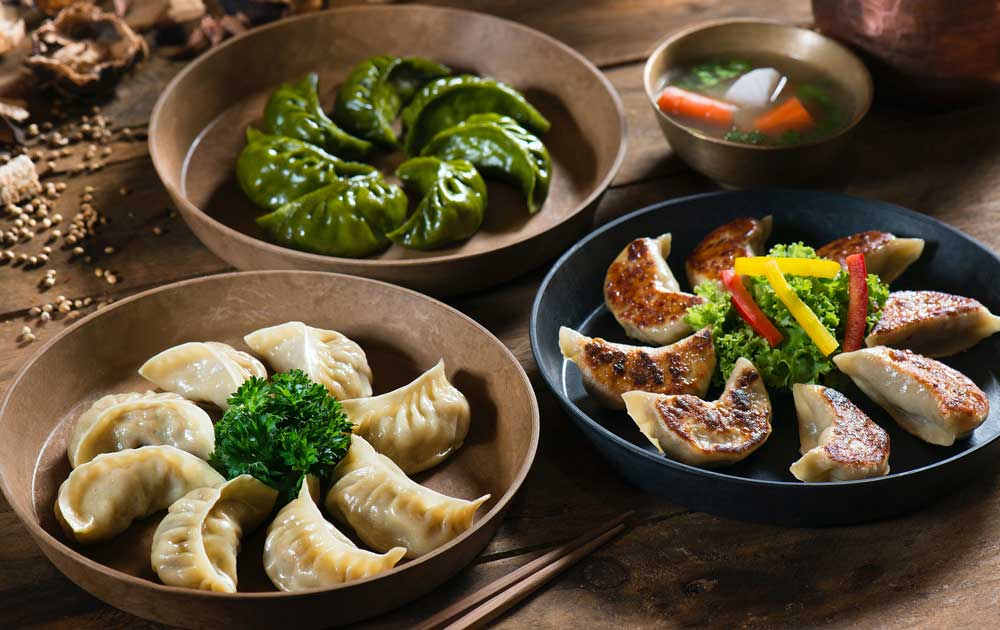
[{"xmin": 209, "ymin": 370, "xmax": 353, "ymax": 506}]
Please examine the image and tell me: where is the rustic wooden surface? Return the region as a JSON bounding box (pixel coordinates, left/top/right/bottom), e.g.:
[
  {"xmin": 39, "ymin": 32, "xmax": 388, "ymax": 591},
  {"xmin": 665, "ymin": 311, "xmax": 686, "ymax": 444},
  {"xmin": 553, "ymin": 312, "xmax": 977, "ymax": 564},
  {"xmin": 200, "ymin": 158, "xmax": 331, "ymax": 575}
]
[{"xmin": 3, "ymin": 1, "xmax": 1000, "ymax": 628}]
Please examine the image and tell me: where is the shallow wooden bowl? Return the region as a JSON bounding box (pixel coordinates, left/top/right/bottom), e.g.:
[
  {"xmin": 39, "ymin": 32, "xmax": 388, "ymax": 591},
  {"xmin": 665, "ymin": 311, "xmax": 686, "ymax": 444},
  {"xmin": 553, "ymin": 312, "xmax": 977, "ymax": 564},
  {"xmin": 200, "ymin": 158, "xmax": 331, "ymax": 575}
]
[
  {"xmin": 148, "ymin": 5, "xmax": 626, "ymax": 297},
  {"xmin": 0, "ymin": 271, "xmax": 539, "ymax": 629}
]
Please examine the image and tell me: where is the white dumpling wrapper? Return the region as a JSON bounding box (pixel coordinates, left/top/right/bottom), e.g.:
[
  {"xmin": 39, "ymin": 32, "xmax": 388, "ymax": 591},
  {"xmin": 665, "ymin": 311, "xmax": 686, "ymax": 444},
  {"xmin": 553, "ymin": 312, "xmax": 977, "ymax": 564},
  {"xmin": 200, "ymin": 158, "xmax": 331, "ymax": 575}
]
[
  {"xmin": 55, "ymin": 445, "xmax": 225, "ymax": 544},
  {"xmin": 244, "ymin": 321, "xmax": 372, "ymax": 400},
  {"xmin": 324, "ymin": 436, "xmax": 489, "ymax": 559},
  {"xmin": 151, "ymin": 475, "xmax": 277, "ymax": 592},
  {"xmin": 67, "ymin": 391, "xmax": 214, "ymax": 468},
  {"xmin": 139, "ymin": 341, "xmax": 267, "ymax": 410},
  {"xmin": 264, "ymin": 475, "xmax": 405, "ymax": 592},
  {"xmin": 342, "ymin": 360, "xmax": 470, "ymax": 475}
]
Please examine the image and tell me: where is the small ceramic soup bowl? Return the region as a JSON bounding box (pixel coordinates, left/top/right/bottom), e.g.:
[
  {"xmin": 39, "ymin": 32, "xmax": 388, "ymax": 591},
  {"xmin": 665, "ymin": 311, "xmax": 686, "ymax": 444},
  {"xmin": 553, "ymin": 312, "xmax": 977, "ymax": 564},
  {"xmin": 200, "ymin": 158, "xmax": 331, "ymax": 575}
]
[{"xmin": 644, "ymin": 19, "xmax": 873, "ymax": 188}]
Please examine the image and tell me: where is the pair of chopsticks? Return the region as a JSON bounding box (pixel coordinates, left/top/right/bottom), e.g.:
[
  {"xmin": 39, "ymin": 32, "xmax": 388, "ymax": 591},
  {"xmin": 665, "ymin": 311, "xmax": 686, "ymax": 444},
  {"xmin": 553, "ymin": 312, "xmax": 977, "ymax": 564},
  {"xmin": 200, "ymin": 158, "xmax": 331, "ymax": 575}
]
[{"xmin": 415, "ymin": 510, "xmax": 634, "ymax": 630}]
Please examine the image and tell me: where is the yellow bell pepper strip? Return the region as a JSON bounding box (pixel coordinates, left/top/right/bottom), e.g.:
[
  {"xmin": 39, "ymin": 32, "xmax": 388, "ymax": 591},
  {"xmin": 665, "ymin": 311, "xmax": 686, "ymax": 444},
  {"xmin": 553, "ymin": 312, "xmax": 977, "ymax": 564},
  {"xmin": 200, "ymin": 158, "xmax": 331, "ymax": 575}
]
[
  {"xmin": 761, "ymin": 259, "xmax": 839, "ymax": 356},
  {"xmin": 842, "ymin": 253, "xmax": 869, "ymax": 352},
  {"xmin": 734, "ymin": 256, "xmax": 841, "ymax": 279}
]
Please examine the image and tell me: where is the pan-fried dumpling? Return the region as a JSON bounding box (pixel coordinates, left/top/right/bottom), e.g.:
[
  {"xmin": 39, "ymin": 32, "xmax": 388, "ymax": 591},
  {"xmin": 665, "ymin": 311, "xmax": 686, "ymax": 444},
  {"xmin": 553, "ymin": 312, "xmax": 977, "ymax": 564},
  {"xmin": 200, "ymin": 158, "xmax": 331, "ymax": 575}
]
[
  {"xmin": 685, "ymin": 216, "xmax": 772, "ymax": 288},
  {"xmin": 244, "ymin": 321, "xmax": 373, "ymax": 400},
  {"xmin": 558, "ymin": 326, "xmax": 715, "ymax": 409},
  {"xmin": 151, "ymin": 475, "xmax": 277, "ymax": 592},
  {"xmin": 68, "ymin": 391, "xmax": 214, "ymax": 468},
  {"xmin": 139, "ymin": 342, "xmax": 268, "ymax": 410},
  {"xmin": 604, "ymin": 234, "xmax": 703, "ymax": 345},
  {"xmin": 622, "ymin": 358, "xmax": 771, "ymax": 467},
  {"xmin": 834, "ymin": 346, "xmax": 989, "ymax": 446},
  {"xmin": 816, "ymin": 231, "xmax": 924, "ymax": 283},
  {"xmin": 342, "ymin": 360, "xmax": 469, "ymax": 475},
  {"xmin": 324, "ymin": 436, "xmax": 489, "ymax": 559},
  {"xmin": 866, "ymin": 290, "xmax": 1000, "ymax": 357},
  {"xmin": 264, "ymin": 475, "xmax": 405, "ymax": 592},
  {"xmin": 55, "ymin": 445, "xmax": 225, "ymax": 544},
  {"xmin": 790, "ymin": 384, "xmax": 890, "ymax": 482}
]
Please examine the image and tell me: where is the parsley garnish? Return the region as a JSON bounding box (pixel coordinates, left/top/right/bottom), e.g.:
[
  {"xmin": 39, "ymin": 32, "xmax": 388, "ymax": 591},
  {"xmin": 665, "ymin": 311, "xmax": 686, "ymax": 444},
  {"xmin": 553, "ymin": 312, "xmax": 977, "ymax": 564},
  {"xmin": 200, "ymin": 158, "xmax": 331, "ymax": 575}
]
[{"xmin": 209, "ymin": 370, "xmax": 353, "ymax": 506}]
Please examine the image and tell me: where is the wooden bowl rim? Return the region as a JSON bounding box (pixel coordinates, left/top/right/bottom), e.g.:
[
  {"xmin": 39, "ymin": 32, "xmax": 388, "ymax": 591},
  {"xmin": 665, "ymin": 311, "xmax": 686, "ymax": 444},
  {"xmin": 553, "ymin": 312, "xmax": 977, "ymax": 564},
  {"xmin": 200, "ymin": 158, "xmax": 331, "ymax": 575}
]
[
  {"xmin": 642, "ymin": 17, "xmax": 874, "ymax": 152},
  {"xmin": 148, "ymin": 4, "xmax": 627, "ymax": 269},
  {"xmin": 0, "ymin": 269, "xmax": 540, "ymax": 599}
]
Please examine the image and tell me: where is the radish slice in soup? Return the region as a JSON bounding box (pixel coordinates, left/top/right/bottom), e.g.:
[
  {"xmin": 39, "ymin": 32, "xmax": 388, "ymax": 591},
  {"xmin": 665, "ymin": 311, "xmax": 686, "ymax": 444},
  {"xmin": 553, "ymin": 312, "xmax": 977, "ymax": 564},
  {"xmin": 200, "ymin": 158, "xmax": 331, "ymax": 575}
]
[{"xmin": 724, "ymin": 68, "xmax": 781, "ymax": 108}]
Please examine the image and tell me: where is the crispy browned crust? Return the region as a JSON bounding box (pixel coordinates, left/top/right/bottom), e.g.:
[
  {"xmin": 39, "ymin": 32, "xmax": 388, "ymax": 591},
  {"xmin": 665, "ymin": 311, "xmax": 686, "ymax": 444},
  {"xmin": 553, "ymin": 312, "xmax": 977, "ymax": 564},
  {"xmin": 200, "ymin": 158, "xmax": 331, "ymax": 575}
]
[
  {"xmin": 818, "ymin": 388, "xmax": 890, "ymax": 468},
  {"xmin": 653, "ymin": 365, "xmax": 770, "ymax": 455},
  {"xmin": 604, "ymin": 238, "xmax": 702, "ymax": 328},
  {"xmin": 817, "ymin": 231, "xmax": 895, "ymax": 264},
  {"xmin": 685, "ymin": 217, "xmax": 769, "ymax": 285},
  {"xmin": 581, "ymin": 328, "xmax": 715, "ymax": 399},
  {"xmin": 871, "ymin": 291, "xmax": 981, "ymax": 336},
  {"xmin": 880, "ymin": 347, "xmax": 989, "ymax": 420}
]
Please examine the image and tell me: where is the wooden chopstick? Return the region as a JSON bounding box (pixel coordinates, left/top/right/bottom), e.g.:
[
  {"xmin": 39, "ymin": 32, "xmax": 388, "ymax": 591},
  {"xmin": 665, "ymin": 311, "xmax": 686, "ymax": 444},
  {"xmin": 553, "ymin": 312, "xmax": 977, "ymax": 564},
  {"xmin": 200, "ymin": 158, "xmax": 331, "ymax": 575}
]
[
  {"xmin": 443, "ymin": 524, "xmax": 627, "ymax": 630},
  {"xmin": 414, "ymin": 511, "xmax": 634, "ymax": 630}
]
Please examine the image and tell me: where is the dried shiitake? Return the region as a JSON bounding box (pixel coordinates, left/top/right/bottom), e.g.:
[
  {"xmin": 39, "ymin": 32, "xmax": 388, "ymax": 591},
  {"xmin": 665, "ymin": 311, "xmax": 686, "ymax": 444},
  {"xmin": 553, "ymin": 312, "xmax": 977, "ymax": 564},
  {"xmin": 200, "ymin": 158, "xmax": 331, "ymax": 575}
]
[{"xmin": 26, "ymin": 2, "xmax": 148, "ymax": 95}]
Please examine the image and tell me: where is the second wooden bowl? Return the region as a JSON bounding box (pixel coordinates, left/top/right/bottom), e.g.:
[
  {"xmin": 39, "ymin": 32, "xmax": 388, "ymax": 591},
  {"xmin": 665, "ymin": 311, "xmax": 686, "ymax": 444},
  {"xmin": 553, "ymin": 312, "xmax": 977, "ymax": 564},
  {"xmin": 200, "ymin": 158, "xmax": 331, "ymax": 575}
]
[
  {"xmin": 0, "ymin": 271, "xmax": 539, "ymax": 628},
  {"xmin": 149, "ymin": 5, "xmax": 626, "ymax": 296}
]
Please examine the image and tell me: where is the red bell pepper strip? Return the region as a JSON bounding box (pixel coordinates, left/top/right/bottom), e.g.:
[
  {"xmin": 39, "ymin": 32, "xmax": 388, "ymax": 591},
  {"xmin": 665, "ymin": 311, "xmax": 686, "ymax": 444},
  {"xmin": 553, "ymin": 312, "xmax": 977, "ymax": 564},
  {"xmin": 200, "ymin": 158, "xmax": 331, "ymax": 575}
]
[
  {"xmin": 720, "ymin": 269, "xmax": 784, "ymax": 348},
  {"xmin": 843, "ymin": 253, "xmax": 868, "ymax": 352}
]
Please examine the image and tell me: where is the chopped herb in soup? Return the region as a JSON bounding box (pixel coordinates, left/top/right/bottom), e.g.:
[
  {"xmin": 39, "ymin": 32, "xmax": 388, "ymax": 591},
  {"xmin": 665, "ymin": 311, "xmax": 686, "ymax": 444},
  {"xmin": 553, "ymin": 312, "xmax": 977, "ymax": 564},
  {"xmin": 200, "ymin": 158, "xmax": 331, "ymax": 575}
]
[{"xmin": 657, "ymin": 55, "xmax": 853, "ymax": 146}]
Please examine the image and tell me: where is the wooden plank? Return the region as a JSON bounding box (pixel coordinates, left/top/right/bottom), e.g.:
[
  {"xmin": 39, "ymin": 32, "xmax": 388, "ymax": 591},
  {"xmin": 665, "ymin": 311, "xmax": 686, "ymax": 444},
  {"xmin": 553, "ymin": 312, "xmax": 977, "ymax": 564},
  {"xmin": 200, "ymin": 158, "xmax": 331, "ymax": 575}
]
[{"xmin": 381, "ymin": 0, "xmax": 812, "ymax": 67}]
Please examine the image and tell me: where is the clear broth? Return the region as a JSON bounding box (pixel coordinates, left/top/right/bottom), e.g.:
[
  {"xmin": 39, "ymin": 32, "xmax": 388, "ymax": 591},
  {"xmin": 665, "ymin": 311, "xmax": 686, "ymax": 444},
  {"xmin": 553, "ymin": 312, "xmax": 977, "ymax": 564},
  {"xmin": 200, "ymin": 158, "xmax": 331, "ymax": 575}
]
[{"xmin": 659, "ymin": 53, "xmax": 855, "ymax": 146}]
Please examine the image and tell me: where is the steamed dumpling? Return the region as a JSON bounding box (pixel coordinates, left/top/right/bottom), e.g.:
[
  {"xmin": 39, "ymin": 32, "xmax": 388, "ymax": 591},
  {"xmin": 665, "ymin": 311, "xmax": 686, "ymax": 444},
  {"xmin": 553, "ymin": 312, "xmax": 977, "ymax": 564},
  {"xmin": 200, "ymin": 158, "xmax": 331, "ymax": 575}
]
[
  {"xmin": 68, "ymin": 391, "xmax": 214, "ymax": 468},
  {"xmin": 342, "ymin": 360, "xmax": 469, "ymax": 475},
  {"xmin": 866, "ymin": 290, "xmax": 1000, "ymax": 357},
  {"xmin": 264, "ymin": 475, "xmax": 406, "ymax": 592},
  {"xmin": 139, "ymin": 341, "xmax": 267, "ymax": 410},
  {"xmin": 244, "ymin": 321, "xmax": 372, "ymax": 400},
  {"xmin": 622, "ymin": 358, "xmax": 772, "ymax": 467},
  {"xmin": 151, "ymin": 475, "xmax": 277, "ymax": 592},
  {"xmin": 558, "ymin": 326, "xmax": 715, "ymax": 409},
  {"xmin": 790, "ymin": 384, "xmax": 890, "ymax": 482},
  {"xmin": 834, "ymin": 346, "xmax": 989, "ymax": 446},
  {"xmin": 324, "ymin": 436, "xmax": 489, "ymax": 559},
  {"xmin": 55, "ymin": 445, "xmax": 225, "ymax": 544},
  {"xmin": 685, "ymin": 216, "xmax": 772, "ymax": 288},
  {"xmin": 816, "ymin": 231, "xmax": 924, "ymax": 283},
  {"xmin": 604, "ymin": 233, "xmax": 703, "ymax": 345}
]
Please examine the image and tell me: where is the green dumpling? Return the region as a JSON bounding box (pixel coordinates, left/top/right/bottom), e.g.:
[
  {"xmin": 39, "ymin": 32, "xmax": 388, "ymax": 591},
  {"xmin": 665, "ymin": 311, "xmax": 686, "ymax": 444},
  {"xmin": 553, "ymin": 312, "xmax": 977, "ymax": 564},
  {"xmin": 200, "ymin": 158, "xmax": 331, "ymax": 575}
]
[
  {"xmin": 236, "ymin": 128, "xmax": 375, "ymax": 212},
  {"xmin": 333, "ymin": 55, "xmax": 451, "ymax": 147},
  {"xmin": 401, "ymin": 75, "xmax": 551, "ymax": 155},
  {"xmin": 263, "ymin": 73, "xmax": 373, "ymax": 159},
  {"xmin": 256, "ymin": 172, "xmax": 408, "ymax": 258},
  {"xmin": 388, "ymin": 157, "xmax": 487, "ymax": 250},
  {"xmin": 421, "ymin": 113, "xmax": 551, "ymax": 213}
]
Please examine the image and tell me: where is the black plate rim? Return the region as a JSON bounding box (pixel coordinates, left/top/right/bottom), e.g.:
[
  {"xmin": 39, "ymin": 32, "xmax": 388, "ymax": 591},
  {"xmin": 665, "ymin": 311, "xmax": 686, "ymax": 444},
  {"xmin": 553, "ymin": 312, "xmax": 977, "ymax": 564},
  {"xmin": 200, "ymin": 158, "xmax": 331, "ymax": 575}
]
[{"xmin": 530, "ymin": 188, "xmax": 1000, "ymax": 489}]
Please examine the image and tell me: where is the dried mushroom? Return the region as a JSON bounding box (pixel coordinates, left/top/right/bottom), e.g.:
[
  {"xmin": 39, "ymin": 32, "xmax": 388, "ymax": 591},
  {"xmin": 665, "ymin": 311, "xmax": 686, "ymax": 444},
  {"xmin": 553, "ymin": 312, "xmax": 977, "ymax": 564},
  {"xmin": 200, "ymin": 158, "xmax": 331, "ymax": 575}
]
[
  {"xmin": 0, "ymin": 7, "xmax": 25, "ymax": 56},
  {"xmin": 26, "ymin": 2, "xmax": 148, "ymax": 95}
]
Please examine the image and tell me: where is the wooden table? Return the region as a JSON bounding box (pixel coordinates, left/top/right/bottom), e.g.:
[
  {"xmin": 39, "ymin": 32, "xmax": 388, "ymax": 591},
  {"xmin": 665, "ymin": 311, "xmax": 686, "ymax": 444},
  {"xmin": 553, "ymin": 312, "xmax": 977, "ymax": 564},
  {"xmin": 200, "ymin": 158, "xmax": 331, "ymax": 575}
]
[{"xmin": 3, "ymin": 1, "xmax": 1000, "ymax": 627}]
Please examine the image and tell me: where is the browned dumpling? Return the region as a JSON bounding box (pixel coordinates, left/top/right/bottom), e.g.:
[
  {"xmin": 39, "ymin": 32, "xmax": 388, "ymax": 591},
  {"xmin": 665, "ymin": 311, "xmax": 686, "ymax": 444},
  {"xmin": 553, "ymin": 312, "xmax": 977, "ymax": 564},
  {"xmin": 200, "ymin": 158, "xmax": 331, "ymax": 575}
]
[
  {"xmin": 816, "ymin": 231, "xmax": 924, "ymax": 283},
  {"xmin": 622, "ymin": 358, "xmax": 771, "ymax": 467},
  {"xmin": 685, "ymin": 215, "xmax": 772, "ymax": 288},
  {"xmin": 866, "ymin": 290, "xmax": 1000, "ymax": 357},
  {"xmin": 559, "ymin": 326, "xmax": 715, "ymax": 409},
  {"xmin": 834, "ymin": 346, "xmax": 989, "ymax": 446},
  {"xmin": 790, "ymin": 384, "xmax": 890, "ymax": 482},
  {"xmin": 604, "ymin": 233, "xmax": 703, "ymax": 346}
]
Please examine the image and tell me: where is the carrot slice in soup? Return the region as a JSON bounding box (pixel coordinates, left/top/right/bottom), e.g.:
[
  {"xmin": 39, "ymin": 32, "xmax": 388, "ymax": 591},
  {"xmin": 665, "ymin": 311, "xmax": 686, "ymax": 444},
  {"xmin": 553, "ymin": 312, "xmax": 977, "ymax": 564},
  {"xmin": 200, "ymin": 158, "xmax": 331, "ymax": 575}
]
[
  {"xmin": 753, "ymin": 96, "xmax": 815, "ymax": 135},
  {"xmin": 657, "ymin": 86, "xmax": 736, "ymax": 127}
]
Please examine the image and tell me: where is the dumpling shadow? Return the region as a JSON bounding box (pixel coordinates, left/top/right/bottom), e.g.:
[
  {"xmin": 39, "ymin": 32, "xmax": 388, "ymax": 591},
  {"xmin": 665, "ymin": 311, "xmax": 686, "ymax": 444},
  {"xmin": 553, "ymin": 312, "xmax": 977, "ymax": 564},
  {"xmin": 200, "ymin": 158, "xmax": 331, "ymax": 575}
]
[
  {"xmin": 524, "ymin": 87, "xmax": 598, "ymax": 193},
  {"xmin": 451, "ymin": 368, "xmax": 498, "ymax": 449}
]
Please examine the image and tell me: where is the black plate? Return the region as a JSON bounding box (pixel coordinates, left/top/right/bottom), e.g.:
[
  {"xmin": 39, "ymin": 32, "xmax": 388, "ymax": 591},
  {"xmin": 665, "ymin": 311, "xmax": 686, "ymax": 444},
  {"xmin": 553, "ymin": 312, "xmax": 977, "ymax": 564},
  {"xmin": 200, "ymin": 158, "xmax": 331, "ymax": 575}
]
[{"xmin": 530, "ymin": 190, "xmax": 1000, "ymax": 526}]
